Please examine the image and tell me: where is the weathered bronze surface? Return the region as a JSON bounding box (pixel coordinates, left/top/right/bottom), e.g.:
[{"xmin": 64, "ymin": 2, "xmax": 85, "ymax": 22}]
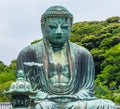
[{"xmin": 16, "ymin": 5, "xmax": 116, "ymax": 109}]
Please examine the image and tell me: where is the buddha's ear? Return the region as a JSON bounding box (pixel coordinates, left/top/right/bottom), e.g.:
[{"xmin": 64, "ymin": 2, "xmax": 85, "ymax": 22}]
[{"xmin": 41, "ymin": 24, "xmax": 46, "ymax": 37}]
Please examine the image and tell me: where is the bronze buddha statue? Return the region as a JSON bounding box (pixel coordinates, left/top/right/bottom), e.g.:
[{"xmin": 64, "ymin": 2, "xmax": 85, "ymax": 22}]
[{"xmin": 16, "ymin": 5, "xmax": 115, "ymax": 109}]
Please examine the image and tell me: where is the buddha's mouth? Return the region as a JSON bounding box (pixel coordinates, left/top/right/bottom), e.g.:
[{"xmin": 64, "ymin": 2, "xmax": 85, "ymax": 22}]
[{"xmin": 54, "ymin": 35, "xmax": 62, "ymax": 38}]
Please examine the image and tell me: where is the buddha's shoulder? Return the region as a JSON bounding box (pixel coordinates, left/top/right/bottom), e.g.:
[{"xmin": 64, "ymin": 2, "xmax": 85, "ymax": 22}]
[
  {"xmin": 19, "ymin": 40, "xmax": 44, "ymax": 54},
  {"xmin": 69, "ymin": 42, "xmax": 91, "ymax": 55}
]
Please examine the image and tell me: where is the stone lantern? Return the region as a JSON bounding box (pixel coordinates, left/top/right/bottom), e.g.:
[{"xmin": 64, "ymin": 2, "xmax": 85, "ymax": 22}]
[{"xmin": 4, "ymin": 70, "xmax": 36, "ymax": 109}]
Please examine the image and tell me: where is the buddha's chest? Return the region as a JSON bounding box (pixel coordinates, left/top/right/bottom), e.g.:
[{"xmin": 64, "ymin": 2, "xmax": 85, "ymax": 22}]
[{"xmin": 47, "ymin": 49, "xmax": 70, "ymax": 85}]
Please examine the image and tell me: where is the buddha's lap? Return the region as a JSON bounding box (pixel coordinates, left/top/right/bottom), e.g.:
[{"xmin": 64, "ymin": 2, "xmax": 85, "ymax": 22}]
[{"xmin": 35, "ymin": 99, "xmax": 115, "ymax": 109}]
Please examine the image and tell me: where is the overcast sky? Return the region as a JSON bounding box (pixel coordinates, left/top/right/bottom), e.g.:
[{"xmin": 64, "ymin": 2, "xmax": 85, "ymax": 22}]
[{"xmin": 0, "ymin": 0, "xmax": 120, "ymax": 65}]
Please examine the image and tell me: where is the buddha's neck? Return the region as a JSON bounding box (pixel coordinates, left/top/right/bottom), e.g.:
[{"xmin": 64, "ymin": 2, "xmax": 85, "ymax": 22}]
[{"xmin": 46, "ymin": 41, "xmax": 67, "ymax": 52}]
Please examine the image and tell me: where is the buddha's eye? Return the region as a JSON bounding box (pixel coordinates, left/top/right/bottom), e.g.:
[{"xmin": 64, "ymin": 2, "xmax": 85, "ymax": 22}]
[
  {"xmin": 48, "ymin": 24, "xmax": 57, "ymax": 29},
  {"xmin": 61, "ymin": 24, "xmax": 69, "ymax": 29}
]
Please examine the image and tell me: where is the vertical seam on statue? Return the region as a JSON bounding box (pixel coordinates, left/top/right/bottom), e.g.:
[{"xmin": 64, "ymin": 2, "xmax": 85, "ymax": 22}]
[
  {"xmin": 67, "ymin": 42, "xmax": 72, "ymax": 79},
  {"xmin": 44, "ymin": 41, "xmax": 49, "ymax": 77}
]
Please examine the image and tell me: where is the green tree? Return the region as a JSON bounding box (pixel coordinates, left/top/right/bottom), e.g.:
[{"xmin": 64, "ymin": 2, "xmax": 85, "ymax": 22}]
[{"xmin": 97, "ymin": 44, "xmax": 120, "ymax": 87}]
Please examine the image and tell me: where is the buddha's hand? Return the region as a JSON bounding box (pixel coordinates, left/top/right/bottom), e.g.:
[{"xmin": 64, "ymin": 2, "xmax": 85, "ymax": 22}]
[
  {"xmin": 62, "ymin": 95, "xmax": 78, "ymax": 100},
  {"xmin": 36, "ymin": 90, "xmax": 49, "ymax": 100},
  {"xmin": 47, "ymin": 95, "xmax": 78, "ymax": 100}
]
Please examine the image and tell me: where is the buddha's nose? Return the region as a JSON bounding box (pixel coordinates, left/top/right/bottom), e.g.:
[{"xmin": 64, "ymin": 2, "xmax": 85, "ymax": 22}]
[{"xmin": 55, "ymin": 25, "xmax": 63, "ymax": 34}]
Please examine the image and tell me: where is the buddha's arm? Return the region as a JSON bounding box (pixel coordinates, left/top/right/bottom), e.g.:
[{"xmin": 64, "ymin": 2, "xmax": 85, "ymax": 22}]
[
  {"xmin": 74, "ymin": 49, "xmax": 95, "ymax": 100},
  {"xmin": 16, "ymin": 46, "xmax": 37, "ymax": 72},
  {"xmin": 74, "ymin": 89, "xmax": 94, "ymax": 100},
  {"xmin": 16, "ymin": 47, "xmax": 39, "ymax": 85}
]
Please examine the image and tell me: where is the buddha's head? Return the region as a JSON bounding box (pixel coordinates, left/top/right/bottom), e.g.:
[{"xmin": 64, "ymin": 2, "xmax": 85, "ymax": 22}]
[{"xmin": 41, "ymin": 6, "xmax": 73, "ymax": 46}]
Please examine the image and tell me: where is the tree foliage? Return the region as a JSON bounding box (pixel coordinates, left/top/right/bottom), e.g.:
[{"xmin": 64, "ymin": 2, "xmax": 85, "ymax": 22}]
[{"xmin": 0, "ymin": 60, "xmax": 16, "ymax": 101}]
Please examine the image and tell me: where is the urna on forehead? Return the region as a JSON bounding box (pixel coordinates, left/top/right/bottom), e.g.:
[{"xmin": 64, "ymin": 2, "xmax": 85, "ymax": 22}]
[{"xmin": 41, "ymin": 5, "xmax": 73, "ymax": 25}]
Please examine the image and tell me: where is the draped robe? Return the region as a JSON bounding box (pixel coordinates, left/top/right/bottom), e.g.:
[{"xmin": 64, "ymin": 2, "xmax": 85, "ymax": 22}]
[{"xmin": 16, "ymin": 40, "xmax": 115, "ymax": 109}]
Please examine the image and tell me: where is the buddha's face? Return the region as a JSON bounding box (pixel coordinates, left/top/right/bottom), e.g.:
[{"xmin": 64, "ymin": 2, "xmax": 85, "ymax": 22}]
[{"xmin": 43, "ymin": 17, "xmax": 72, "ymax": 45}]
